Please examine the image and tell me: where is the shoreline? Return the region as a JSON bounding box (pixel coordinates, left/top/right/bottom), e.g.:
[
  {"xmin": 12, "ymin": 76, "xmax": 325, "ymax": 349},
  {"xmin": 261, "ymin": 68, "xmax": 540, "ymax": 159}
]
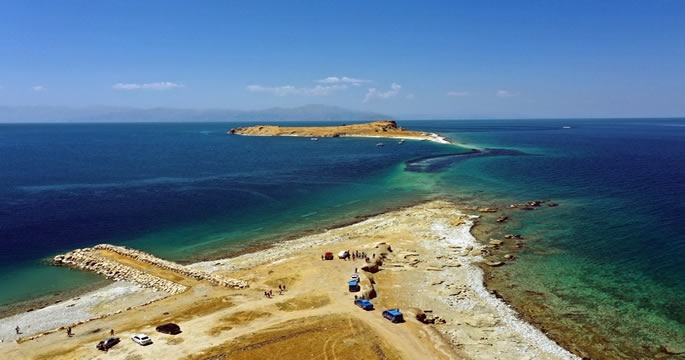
[
  {"xmin": 234, "ymin": 130, "xmax": 453, "ymax": 145},
  {"xmin": 0, "ymin": 200, "xmax": 579, "ymax": 359}
]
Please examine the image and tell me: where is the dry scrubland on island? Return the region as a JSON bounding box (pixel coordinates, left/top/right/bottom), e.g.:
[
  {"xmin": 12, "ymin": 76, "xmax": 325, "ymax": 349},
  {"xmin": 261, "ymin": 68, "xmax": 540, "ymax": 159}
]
[
  {"xmin": 228, "ymin": 120, "xmax": 451, "ymax": 144},
  {"xmin": 0, "ymin": 201, "xmax": 578, "ymax": 360}
]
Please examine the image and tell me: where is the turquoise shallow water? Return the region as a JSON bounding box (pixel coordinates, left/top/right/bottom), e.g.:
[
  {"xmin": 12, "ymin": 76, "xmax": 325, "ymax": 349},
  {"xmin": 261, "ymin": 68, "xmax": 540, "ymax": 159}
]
[{"xmin": 0, "ymin": 119, "xmax": 683, "ymax": 358}]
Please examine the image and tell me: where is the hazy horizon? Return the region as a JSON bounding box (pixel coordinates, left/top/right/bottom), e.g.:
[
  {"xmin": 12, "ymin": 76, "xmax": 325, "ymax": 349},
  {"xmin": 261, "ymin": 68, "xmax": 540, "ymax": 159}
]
[{"xmin": 1, "ymin": 104, "xmax": 683, "ymax": 123}]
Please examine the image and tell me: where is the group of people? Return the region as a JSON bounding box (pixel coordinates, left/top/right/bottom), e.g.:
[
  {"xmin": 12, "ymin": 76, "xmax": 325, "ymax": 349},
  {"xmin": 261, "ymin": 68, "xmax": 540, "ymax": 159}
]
[
  {"xmin": 263, "ymin": 284, "xmax": 288, "ymax": 298},
  {"xmin": 14, "ymin": 325, "xmax": 111, "ymax": 338},
  {"xmin": 344, "ymin": 250, "xmax": 370, "ymax": 262}
]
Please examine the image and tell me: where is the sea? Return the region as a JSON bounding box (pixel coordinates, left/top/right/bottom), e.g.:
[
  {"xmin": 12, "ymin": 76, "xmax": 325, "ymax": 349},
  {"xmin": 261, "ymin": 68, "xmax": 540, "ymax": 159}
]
[{"xmin": 0, "ymin": 119, "xmax": 683, "ymax": 358}]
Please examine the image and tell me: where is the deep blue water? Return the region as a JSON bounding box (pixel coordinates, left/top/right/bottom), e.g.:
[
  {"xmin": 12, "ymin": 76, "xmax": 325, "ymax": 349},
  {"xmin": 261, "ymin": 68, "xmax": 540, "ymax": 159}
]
[{"xmin": 1, "ymin": 119, "xmax": 683, "ymax": 356}]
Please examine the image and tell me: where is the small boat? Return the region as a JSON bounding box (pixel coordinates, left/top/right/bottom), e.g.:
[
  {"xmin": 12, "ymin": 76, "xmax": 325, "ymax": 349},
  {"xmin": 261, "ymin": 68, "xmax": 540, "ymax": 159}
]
[
  {"xmin": 376, "ymin": 143, "xmax": 384, "ymax": 147},
  {"xmin": 562, "ymin": 126, "xmax": 572, "ymax": 129},
  {"xmin": 311, "ymin": 137, "xmax": 319, "ymax": 141},
  {"xmin": 398, "ymin": 139, "xmax": 405, "ymax": 144}
]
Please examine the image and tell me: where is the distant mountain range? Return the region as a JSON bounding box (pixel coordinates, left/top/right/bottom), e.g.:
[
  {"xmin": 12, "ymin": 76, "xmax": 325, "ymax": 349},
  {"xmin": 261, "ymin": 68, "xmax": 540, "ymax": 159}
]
[{"xmin": 0, "ymin": 104, "xmax": 391, "ymax": 123}]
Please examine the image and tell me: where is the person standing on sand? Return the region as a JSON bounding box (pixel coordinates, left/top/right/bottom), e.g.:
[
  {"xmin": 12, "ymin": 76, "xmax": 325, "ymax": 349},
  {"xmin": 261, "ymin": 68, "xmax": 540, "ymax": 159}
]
[
  {"xmin": 110, "ymin": 329, "xmax": 114, "ymax": 336},
  {"xmin": 67, "ymin": 327, "xmax": 71, "ymax": 337},
  {"xmin": 15, "ymin": 326, "xmax": 20, "ymax": 334}
]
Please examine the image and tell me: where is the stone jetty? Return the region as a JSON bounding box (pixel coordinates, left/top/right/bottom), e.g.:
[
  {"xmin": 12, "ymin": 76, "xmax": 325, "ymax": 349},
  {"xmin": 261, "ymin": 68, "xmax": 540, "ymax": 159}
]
[{"xmin": 53, "ymin": 244, "xmax": 248, "ymax": 294}]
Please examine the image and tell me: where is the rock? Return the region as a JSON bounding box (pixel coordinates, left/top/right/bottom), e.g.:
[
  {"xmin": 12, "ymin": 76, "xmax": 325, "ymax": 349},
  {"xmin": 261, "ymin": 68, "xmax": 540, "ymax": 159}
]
[
  {"xmin": 496, "ymin": 216, "xmax": 508, "ymax": 223},
  {"xmin": 478, "ymin": 208, "xmax": 498, "ymax": 213},
  {"xmin": 361, "ymin": 262, "xmax": 380, "ymax": 273},
  {"xmin": 488, "ymin": 239, "xmax": 503, "ymax": 246},
  {"xmin": 425, "ymin": 266, "xmax": 443, "ymax": 271},
  {"xmin": 486, "ymin": 261, "xmax": 505, "ymax": 267},
  {"xmin": 504, "ymin": 254, "xmax": 515, "ymax": 260},
  {"xmin": 465, "ymin": 314, "xmax": 498, "ymax": 327},
  {"xmin": 661, "ymin": 345, "xmax": 685, "ymax": 355}
]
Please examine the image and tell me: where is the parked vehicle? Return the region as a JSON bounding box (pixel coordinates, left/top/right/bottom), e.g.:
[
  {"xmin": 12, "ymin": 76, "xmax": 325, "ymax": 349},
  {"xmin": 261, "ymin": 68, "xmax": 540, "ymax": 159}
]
[
  {"xmin": 132, "ymin": 334, "xmax": 153, "ymax": 345},
  {"xmin": 155, "ymin": 323, "xmax": 182, "ymax": 335},
  {"xmin": 348, "ymin": 280, "xmax": 360, "ymax": 292},
  {"xmin": 96, "ymin": 337, "xmax": 120, "ymax": 351},
  {"xmin": 354, "ymin": 298, "xmax": 374, "ymax": 310},
  {"xmin": 382, "ymin": 309, "xmax": 404, "ymax": 323},
  {"xmin": 350, "ymin": 274, "xmax": 360, "ymax": 281},
  {"xmin": 338, "ymin": 250, "xmax": 349, "ymax": 259},
  {"xmin": 324, "ymin": 252, "xmax": 334, "ymax": 260}
]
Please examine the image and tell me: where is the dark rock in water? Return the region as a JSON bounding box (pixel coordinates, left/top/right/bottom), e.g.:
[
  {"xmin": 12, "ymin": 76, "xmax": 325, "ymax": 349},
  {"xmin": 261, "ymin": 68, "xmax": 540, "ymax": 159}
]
[
  {"xmin": 661, "ymin": 345, "xmax": 685, "ymax": 355},
  {"xmin": 548, "ymin": 203, "xmax": 559, "ymax": 207},
  {"xmin": 496, "ymin": 216, "xmax": 508, "ymax": 223}
]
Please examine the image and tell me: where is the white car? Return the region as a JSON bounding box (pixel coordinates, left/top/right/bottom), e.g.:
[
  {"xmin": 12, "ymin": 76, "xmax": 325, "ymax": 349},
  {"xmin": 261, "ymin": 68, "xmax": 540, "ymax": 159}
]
[
  {"xmin": 350, "ymin": 274, "xmax": 360, "ymax": 281},
  {"xmin": 132, "ymin": 334, "xmax": 153, "ymax": 346},
  {"xmin": 338, "ymin": 250, "xmax": 349, "ymax": 259}
]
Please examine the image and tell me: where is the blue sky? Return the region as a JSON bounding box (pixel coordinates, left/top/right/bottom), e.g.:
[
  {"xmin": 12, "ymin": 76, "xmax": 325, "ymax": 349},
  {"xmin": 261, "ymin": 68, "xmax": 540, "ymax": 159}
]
[{"xmin": 0, "ymin": 0, "xmax": 683, "ymax": 118}]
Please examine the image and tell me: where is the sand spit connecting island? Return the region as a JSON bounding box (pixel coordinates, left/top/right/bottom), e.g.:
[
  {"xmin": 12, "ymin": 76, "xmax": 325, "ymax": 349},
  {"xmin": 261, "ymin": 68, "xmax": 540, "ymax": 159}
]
[{"xmin": 0, "ymin": 200, "xmax": 579, "ymax": 360}]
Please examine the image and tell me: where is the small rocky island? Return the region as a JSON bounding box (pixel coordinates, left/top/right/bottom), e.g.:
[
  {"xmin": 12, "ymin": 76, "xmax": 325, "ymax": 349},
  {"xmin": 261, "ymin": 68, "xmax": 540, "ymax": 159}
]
[{"xmin": 229, "ymin": 120, "xmax": 451, "ymax": 144}]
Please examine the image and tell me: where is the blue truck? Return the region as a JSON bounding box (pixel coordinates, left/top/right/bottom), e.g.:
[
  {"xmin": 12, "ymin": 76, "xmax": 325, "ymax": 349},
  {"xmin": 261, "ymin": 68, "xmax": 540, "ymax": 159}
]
[
  {"xmin": 348, "ymin": 280, "xmax": 360, "ymax": 292},
  {"xmin": 354, "ymin": 298, "xmax": 374, "ymax": 310},
  {"xmin": 382, "ymin": 309, "xmax": 404, "ymax": 323}
]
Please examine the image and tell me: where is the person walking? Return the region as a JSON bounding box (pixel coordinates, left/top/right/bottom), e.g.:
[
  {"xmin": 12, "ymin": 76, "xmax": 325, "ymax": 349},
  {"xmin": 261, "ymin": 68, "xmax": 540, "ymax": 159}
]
[{"xmin": 15, "ymin": 326, "xmax": 20, "ymax": 334}]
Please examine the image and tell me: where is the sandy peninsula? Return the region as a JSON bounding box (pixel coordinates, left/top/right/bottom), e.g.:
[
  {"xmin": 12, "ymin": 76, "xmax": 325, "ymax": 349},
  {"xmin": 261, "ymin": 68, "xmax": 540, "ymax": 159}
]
[
  {"xmin": 229, "ymin": 120, "xmax": 452, "ymax": 144},
  {"xmin": 0, "ymin": 201, "xmax": 578, "ymax": 360}
]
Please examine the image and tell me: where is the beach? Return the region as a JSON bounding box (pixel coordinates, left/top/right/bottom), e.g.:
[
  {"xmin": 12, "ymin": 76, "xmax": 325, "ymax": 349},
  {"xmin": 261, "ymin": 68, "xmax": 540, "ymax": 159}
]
[{"xmin": 0, "ymin": 200, "xmax": 578, "ymax": 360}]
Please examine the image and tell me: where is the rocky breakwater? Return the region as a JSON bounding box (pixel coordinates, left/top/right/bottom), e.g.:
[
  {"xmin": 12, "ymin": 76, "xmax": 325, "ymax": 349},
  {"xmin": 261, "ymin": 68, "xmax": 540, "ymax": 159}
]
[
  {"xmin": 53, "ymin": 247, "xmax": 187, "ymax": 294},
  {"xmin": 53, "ymin": 244, "xmax": 248, "ymax": 294},
  {"xmin": 92, "ymin": 244, "xmax": 248, "ymax": 289}
]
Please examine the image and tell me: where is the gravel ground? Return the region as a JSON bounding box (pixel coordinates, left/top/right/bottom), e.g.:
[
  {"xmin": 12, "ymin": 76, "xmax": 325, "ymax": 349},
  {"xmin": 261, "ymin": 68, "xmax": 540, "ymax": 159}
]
[{"xmin": 0, "ymin": 282, "xmax": 167, "ymax": 342}]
